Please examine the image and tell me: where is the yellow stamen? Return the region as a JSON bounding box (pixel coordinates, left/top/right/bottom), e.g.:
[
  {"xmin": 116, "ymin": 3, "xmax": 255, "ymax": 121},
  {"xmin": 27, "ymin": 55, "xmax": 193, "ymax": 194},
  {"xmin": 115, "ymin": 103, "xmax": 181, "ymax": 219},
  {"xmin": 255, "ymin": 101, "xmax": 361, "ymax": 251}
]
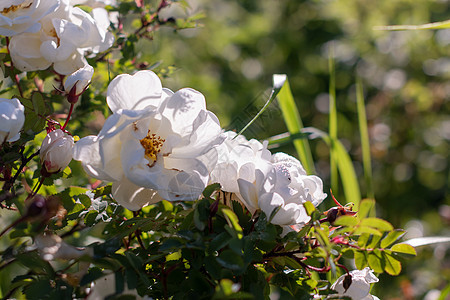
[
  {"xmin": 140, "ymin": 130, "xmax": 165, "ymax": 163},
  {"xmin": 2, "ymin": 2, "xmax": 32, "ymax": 15}
]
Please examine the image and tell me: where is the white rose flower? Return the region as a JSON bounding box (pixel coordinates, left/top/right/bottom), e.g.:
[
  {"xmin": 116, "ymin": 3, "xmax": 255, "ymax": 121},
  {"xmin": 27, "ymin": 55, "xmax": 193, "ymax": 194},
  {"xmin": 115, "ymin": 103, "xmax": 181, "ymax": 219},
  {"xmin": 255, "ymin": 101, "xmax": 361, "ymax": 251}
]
[
  {"xmin": 0, "ymin": 0, "xmax": 60, "ymax": 36},
  {"xmin": 73, "ymin": 70, "xmax": 225, "ymax": 210},
  {"xmin": 238, "ymin": 153, "xmax": 326, "ymax": 226},
  {"xmin": 210, "ymin": 131, "xmax": 272, "ymax": 195},
  {"xmin": 0, "ymin": 97, "xmax": 25, "ymax": 143},
  {"xmin": 35, "ymin": 234, "xmax": 93, "ymax": 261},
  {"xmin": 331, "ymin": 267, "xmax": 380, "ymax": 300},
  {"xmin": 40, "ymin": 129, "xmax": 74, "ymax": 174},
  {"xmin": 9, "ymin": 0, "xmax": 114, "ymax": 75},
  {"xmin": 64, "ymin": 64, "xmax": 94, "ymax": 95}
]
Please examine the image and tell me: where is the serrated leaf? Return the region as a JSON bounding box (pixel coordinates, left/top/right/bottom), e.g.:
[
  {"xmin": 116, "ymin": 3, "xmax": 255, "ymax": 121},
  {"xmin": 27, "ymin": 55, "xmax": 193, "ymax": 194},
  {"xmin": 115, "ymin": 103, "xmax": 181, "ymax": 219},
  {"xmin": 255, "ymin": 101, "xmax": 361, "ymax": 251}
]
[
  {"xmin": 382, "ymin": 252, "xmax": 402, "ymax": 275},
  {"xmin": 367, "ymin": 250, "xmax": 384, "ymax": 273},
  {"xmin": 222, "ymin": 208, "xmax": 243, "ymax": 239},
  {"xmin": 360, "ymin": 218, "xmax": 393, "ymax": 232},
  {"xmin": 354, "ymin": 226, "xmax": 382, "ymax": 236},
  {"xmin": 84, "ymin": 210, "xmax": 99, "ymax": 226},
  {"xmin": 367, "ymin": 234, "xmax": 382, "ymax": 249},
  {"xmin": 357, "ymin": 233, "xmax": 371, "ymax": 248},
  {"xmin": 380, "ymin": 230, "xmax": 405, "ymax": 248},
  {"xmin": 354, "ymin": 250, "xmax": 368, "ymax": 270},
  {"xmin": 217, "ymin": 250, "xmax": 245, "ymax": 272},
  {"xmin": 390, "ymin": 243, "xmax": 417, "ymax": 256},
  {"xmin": 334, "ymin": 215, "xmax": 359, "ymax": 227},
  {"xmin": 31, "ymin": 92, "xmax": 46, "ymax": 116},
  {"xmin": 357, "ymin": 199, "xmax": 374, "ymax": 219},
  {"xmin": 202, "ymin": 183, "xmax": 221, "ymax": 198}
]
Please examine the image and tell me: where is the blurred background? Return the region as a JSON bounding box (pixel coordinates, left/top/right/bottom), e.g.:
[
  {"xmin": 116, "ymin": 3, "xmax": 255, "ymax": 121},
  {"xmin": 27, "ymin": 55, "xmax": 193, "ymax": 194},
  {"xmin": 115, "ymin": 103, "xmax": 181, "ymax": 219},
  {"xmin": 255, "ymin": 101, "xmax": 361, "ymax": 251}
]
[{"xmin": 124, "ymin": 0, "xmax": 449, "ymax": 298}]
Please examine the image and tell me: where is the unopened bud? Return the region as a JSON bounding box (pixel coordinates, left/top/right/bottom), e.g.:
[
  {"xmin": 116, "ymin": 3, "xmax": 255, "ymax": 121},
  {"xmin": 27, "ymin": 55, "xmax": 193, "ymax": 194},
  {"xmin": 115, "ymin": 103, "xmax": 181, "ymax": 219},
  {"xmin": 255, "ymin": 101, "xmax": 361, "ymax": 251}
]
[
  {"xmin": 343, "ymin": 274, "xmax": 352, "ymax": 293},
  {"xmin": 26, "ymin": 195, "xmax": 47, "ymax": 218},
  {"xmin": 40, "ymin": 129, "xmax": 74, "ymax": 174},
  {"xmin": 64, "ymin": 64, "xmax": 94, "ymax": 104}
]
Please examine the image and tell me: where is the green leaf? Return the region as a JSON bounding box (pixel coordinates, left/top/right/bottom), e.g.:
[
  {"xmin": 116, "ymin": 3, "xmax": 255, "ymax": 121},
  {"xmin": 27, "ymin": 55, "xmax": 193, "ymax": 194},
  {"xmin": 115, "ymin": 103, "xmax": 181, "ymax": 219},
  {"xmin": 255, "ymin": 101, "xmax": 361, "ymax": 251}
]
[
  {"xmin": 438, "ymin": 283, "xmax": 450, "ymax": 300},
  {"xmin": 380, "ymin": 230, "xmax": 405, "ymax": 249},
  {"xmin": 303, "ymin": 128, "xmax": 361, "ymax": 207},
  {"xmin": 354, "ymin": 226, "xmax": 382, "ymax": 236},
  {"xmin": 367, "ymin": 234, "xmax": 382, "ymax": 249},
  {"xmin": 234, "ymin": 74, "xmax": 285, "ymax": 143},
  {"xmin": 277, "ymin": 75, "xmax": 315, "ymax": 174},
  {"xmin": 390, "ymin": 243, "xmax": 417, "ymax": 257},
  {"xmin": 203, "ymin": 183, "xmax": 221, "ymax": 198},
  {"xmin": 334, "ymin": 215, "xmax": 359, "ymax": 227},
  {"xmin": 367, "ymin": 250, "xmax": 384, "ymax": 273},
  {"xmin": 222, "ymin": 208, "xmax": 243, "ymax": 239},
  {"xmin": 356, "ymin": 78, "xmax": 374, "ymax": 203},
  {"xmin": 357, "ymin": 199, "xmax": 374, "ymax": 220},
  {"xmin": 328, "ymin": 49, "xmax": 338, "ymax": 193},
  {"xmin": 31, "ymin": 92, "xmax": 46, "ymax": 116},
  {"xmin": 303, "ymin": 201, "xmax": 315, "ymax": 216},
  {"xmin": 374, "ymin": 19, "xmax": 450, "ymax": 30},
  {"xmin": 354, "ymin": 250, "xmax": 368, "ymax": 270},
  {"xmin": 357, "ymin": 233, "xmax": 371, "ymax": 248},
  {"xmin": 217, "ymin": 250, "xmax": 245, "ymax": 272},
  {"xmin": 382, "ymin": 252, "xmax": 402, "ymax": 275},
  {"xmin": 360, "ymin": 218, "xmax": 393, "ymax": 232}
]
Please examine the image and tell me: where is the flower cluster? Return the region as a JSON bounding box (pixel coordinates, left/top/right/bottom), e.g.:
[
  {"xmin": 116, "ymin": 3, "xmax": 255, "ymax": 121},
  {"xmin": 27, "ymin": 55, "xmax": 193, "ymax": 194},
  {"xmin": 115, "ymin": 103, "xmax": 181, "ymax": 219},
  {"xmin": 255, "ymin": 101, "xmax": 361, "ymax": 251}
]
[
  {"xmin": 73, "ymin": 70, "xmax": 327, "ymax": 228},
  {"xmin": 5, "ymin": 0, "xmax": 114, "ymax": 75}
]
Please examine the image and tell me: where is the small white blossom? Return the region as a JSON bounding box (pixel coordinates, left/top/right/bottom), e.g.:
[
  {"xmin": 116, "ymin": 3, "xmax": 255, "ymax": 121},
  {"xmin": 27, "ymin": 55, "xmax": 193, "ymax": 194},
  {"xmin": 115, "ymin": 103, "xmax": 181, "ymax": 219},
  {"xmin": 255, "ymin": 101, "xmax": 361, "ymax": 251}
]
[
  {"xmin": 64, "ymin": 64, "xmax": 94, "ymax": 95},
  {"xmin": 40, "ymin": 129, "xmax": 74, "ymax": 173},
  {"xmin": 331, "ymin": 267, "xmax": 380, "ymax": 300},
  {"xmin": 8, "ymin": 0, "xmax": 114, "ymax": 74},
  {"xmin": 209, "ymin": 131, "xmax": 272, "ymax": 196},
  {"xmin": 73, "ymin": 70, "xmax": 225, "ymax": 210},
  {"xmin": 238, "ymin": 153, "xmax": 326, "ymax": 226},
  {"xmin": 35, "ymin": 234, "xmax": 93, "ymax": 261},
  {"xmin": 0, "ymin": 97, "xmax": 25, "ymax": 143},
  {"xmin": 0, "ymin": 0, "xmax": 60, "ymax": 36}
]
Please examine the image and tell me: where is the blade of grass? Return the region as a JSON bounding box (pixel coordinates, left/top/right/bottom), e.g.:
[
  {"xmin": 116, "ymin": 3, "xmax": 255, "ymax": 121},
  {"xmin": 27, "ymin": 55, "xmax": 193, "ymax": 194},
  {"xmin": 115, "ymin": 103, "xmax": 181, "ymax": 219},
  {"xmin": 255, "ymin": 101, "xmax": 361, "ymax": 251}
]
[
  {"xmin": 266, "ymin": 132, "xmax": 311, "ymax": 149},
  {"xmin": 234, "ymin": 75, "xmax": 286, "ymax": 139},
  {"xmin": 329, "ymin": 46, "xmax": 339, "ymax": 195},
  {"xmin": 374, "ymin": 19, "xmax": 450, "ymax": 31},
  {"xmin": 277, "ymin": 76, "xmax": 316, "ymax": 174},
  {"xmin": 303, "ymin": 127, "xmax": 361, "ymax": 208},
  {"xmin": 356, "ymin": 77, "xmax": 374, "ymax": 206}
]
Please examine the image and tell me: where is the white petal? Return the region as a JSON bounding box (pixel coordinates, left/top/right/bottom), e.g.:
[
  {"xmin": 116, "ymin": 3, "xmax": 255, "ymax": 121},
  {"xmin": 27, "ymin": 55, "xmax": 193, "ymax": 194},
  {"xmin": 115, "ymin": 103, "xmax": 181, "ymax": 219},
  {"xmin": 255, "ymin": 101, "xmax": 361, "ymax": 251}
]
[
  {"xmin": 237, "ymin": 178, "xmax": 259, "ymax": 212},
  {"xmin": 73, "ymin": 136, "xmax": 118, "ymax": 181},
  {"xmin": 111, "ymin": 177, "xmax": 163, "ymax": 211},
  {"xmin": 160, "ymin": 88, "xmax": 207, "ymax": 138},
  {"xmin": 107, "ymin": 70, "xmax": 163, "ymax": 113}
]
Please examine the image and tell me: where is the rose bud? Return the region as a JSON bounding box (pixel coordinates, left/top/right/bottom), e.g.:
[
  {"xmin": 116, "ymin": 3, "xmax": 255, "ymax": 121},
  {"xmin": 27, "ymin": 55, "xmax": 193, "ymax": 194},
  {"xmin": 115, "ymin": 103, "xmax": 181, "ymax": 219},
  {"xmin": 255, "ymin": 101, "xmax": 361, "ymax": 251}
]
[
  {"xmin": 0, "ymin": 98, "xmax": 25, "ymax": 143},
  {"xmin": 64, "ymin": 64, "xmax": 94, "ymax": 104},
  {"xmin": 40, "ymin": 129, "xmax": 74, "ymax": 175}
]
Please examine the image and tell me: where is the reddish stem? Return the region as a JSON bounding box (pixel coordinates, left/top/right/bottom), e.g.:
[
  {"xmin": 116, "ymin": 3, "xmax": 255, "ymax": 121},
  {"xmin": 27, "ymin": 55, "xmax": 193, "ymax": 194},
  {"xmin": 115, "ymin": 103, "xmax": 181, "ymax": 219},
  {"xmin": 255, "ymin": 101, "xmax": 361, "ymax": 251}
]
[{"xmin": 61, "ymin": 103, "xmax": 74, "ymax": 130}]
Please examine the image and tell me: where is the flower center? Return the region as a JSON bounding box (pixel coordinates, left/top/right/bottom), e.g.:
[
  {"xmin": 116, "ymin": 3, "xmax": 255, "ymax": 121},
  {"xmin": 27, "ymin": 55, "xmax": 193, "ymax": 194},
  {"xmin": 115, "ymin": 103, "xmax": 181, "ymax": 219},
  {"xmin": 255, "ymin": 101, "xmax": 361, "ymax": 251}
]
[
  {"xmin": 1, "ymin": 1, "xmax": 32, "ymax": 15},
  {"xmin": 140, "ymin": 130, "xmax": 165, "ymax": 163}
]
